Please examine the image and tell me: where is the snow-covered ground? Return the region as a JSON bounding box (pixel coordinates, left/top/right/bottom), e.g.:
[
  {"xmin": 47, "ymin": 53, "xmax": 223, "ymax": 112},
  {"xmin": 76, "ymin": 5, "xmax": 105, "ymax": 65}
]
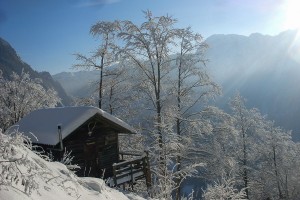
[{"xmin": 0, "ymin": 131, "xmax": 146, "ymax": 200}]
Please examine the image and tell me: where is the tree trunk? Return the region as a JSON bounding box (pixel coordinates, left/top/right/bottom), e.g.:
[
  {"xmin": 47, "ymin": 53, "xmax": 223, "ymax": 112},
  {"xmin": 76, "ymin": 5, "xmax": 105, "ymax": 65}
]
[
  {"xmin": 98, "ymin": 35, "xmax": 109, "ymax": 109},
  {"xmin": 156, "ymin": 90, "xmax": 165, "ymax": 182},
  {"xmin": 175, "ymin": 117, "xmax": 182, "ymax": 200},
  {"xmin": 109, "ymin": 85, "xmax": 113, "ymax": 114},
  {"xmin": 242, "ymin": 126, "xmax": 249, "ymax": 199},
  {"xmin": 243, "ymin": 141, "xmax": 249, "ymax": 198},
  {"xmin": 273, "ymin": 146, "xmax": 283, "ymax": 199},
  {"xmin": 98, "ymin": 55, "xmax": 104, "ymax": 109},
  {"xmin": 175, "ymin": 57, "xmax": 182, "ymax": 200}
]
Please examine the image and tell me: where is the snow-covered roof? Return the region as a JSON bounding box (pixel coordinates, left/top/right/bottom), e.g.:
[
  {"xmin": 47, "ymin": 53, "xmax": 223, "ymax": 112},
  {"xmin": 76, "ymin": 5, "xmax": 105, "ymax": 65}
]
[{"xmin": 13, "ymin": 106, "xmax": 136, "ymax": 145}]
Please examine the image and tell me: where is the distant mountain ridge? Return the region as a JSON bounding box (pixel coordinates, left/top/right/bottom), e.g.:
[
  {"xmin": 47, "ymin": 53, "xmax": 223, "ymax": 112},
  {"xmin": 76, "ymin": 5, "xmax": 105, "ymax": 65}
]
[{"xmin": 0, "ymin": 37, "xmax": 72, "ymax": 105}]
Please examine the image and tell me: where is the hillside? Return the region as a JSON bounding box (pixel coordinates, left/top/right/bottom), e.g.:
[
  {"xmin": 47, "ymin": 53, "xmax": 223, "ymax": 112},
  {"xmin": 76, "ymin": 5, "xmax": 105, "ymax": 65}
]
[
  {"xmin": 0, "ymin": 130, "xmax": 146, "ymax": 200},
  {"xmin": 0, "ymin": 37, "xmax": 72, "ymax": 106}
]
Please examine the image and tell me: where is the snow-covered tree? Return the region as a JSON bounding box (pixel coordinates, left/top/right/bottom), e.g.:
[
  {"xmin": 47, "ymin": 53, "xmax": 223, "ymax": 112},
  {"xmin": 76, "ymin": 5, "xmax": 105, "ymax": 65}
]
[
  {"xmin": 118, "ymin": 10, "xmax": 177, "ymax": 150},
  {"xmin": 0, "ymin": 70, "xmax": 60, "ymax": 130},
  {"xmin": 72, "ymin": 94, "xmax": 97, "ymax": 107},
  {"xmin": 229, "ymin": 93, "xmax": 266, "ymax": 199},
  {"xmin": 224, "ymin": 93, "xmax": 300, "ymax": 199},
  {"xmin": 171, "ymin": 27, "xmax": 220, "ymax": 199},
  {"xmin": 200, "ymin": 107, "xmax": 240, "ymax": 181},
  {"xmin": 117, "ymin": 12, "xmax": 180, "ymax": 197},
  {"xmin": 73, "ymin": 21, "xmax": 120, "ymax": 110},
  {"xmin": 252, "ymin": 120, "xmax": 300, "ymax": 199},
  {"xmin": 101, "ymin": 64, "xmax": 135, "ymax": 117},
  {"xmin": 115, "ymin": 11, "xmax": 219, "ymax": 198}
]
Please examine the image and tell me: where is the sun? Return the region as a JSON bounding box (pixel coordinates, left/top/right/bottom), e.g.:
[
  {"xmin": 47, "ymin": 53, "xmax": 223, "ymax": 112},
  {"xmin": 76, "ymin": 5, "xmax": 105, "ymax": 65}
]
[
  {"xmin": 281, "ymin": 0, "xmax": 300, "ymax": 30},
  {"xmin": 280, "ymin": 0, "xmax": 300, "ymax": 64}
]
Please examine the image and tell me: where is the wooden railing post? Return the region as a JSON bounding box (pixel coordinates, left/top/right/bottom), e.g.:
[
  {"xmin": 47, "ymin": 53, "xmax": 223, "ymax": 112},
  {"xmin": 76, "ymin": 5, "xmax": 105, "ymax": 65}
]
[
  {"xmin": 112, "ymin": 163, "xmax": 117, "ymax": 187},
  {"xmin": 144, "ymin": 150, "xmax": 152, "ymax": 189},
  {"xmin": 130, "ymin": 163, "xmax": 134, "ymax": 190}
]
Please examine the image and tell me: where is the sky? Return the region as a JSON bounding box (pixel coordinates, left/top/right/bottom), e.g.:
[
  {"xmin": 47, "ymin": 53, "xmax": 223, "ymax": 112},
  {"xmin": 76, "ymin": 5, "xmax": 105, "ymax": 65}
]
[{"xmin": 0, "ymin": 0, "xmax": 298, "ymax": 74}]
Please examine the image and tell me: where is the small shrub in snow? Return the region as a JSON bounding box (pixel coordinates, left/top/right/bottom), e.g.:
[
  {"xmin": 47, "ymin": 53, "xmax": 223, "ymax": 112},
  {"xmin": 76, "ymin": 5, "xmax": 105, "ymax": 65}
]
[
  {"xmin": 202, "ymin": 176, "xmax": 247, "ymax": 200},
  {"xmin": 0, "ymin": 129, "xmax": 39, "ymax": 194},
  {"xmin": 60, "ymin": 148, "xmax": 80, "ymax": 171}
]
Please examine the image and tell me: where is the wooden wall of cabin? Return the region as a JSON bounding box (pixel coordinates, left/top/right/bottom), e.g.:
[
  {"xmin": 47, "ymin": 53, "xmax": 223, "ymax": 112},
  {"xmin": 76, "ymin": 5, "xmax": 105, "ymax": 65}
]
[{"xmin": 56, "ymin": 118, "xmax": 120, "ymax": 179}]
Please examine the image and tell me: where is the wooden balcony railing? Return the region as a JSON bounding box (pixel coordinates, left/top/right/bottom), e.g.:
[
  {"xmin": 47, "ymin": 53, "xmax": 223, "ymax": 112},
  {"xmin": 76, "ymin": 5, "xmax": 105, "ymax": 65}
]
[{"xmin": 109, "ymin": 151, "xmax": 151, "ymax": 190}]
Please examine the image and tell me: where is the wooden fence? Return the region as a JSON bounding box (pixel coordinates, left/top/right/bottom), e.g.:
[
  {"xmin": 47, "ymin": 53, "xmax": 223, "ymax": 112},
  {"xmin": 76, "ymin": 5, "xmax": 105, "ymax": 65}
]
[{"xmin": 109, "ymin": 151, "xmax": 151, "ymax": 190}]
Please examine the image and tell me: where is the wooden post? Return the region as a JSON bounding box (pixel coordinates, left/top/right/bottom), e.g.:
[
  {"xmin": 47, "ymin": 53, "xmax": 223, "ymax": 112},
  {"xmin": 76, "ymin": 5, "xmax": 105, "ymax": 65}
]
[
  {"xmin": 130, "ymin": 163, "xmax": 134, "ymax": 190},
  {"xmin": 144, "ymin": 151, "xmax": 152, "ymax": 190},
  {"xmin": 113, "ymin": 163, "xmax": 117, "ymax": 187}
]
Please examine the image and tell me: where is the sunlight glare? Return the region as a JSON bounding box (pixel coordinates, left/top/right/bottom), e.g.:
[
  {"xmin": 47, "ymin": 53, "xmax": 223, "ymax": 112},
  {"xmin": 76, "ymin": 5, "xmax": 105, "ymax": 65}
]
[
  {"xmin": 281, "ymin": 0, "xmax": 300, "ymax": 64},
  {"xmin": 282, "ymin": 0, "xmax": 300, "ymax": 30},
  {"xmin": 288, "ymin": 31, "xmax": 300, "ymax": 64}
]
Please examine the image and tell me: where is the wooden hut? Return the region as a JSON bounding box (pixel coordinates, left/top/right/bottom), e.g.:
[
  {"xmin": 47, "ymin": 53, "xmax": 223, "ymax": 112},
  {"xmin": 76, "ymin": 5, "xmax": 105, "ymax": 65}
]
[{"xmin": 14, "ymin": 106, "xmax": 136, "ymax": 178}]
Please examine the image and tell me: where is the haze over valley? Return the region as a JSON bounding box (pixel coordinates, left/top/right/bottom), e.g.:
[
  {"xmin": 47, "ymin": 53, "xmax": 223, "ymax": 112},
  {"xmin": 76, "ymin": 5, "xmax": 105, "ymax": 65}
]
[{"xmin": 51, "ymin": 30, "xmax": 300, "ymax": 140}]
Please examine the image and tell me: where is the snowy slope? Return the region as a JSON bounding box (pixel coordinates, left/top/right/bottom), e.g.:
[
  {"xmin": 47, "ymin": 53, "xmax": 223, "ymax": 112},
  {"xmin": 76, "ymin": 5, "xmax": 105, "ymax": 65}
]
[{"xmin": 0, "ymin": 131, "xmax": 145, "ymax": 200}]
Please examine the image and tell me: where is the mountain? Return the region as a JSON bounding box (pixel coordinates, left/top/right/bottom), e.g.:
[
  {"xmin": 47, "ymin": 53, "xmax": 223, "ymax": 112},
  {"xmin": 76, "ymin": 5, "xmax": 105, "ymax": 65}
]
[
  {"xmin": 53, "ymin": 30, "xmax": 300, "ymax": 140},
  {"xmin": 205, "ymin": 30, "xmax": 300, "ymax": 140},
  {"xmin": 53, "ymin": 70, "xmax": 99, "ymax": 98},
  {"xmin": 0, "ymin": 37, "xmax": 72, "ymax": 105}
]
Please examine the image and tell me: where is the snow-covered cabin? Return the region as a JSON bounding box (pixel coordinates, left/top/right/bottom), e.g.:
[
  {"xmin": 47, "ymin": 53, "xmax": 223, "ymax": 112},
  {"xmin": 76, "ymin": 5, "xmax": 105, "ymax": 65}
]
[{"xmin": 13, "ymin": 106, "xmax": 136, "ymax": 178}]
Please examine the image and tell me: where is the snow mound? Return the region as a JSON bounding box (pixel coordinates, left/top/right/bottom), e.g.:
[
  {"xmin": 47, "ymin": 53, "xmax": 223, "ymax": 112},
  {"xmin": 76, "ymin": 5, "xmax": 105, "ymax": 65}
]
[{"xmin": 0, "ymin": 130, "xmax": 145, "ymax": 200}]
